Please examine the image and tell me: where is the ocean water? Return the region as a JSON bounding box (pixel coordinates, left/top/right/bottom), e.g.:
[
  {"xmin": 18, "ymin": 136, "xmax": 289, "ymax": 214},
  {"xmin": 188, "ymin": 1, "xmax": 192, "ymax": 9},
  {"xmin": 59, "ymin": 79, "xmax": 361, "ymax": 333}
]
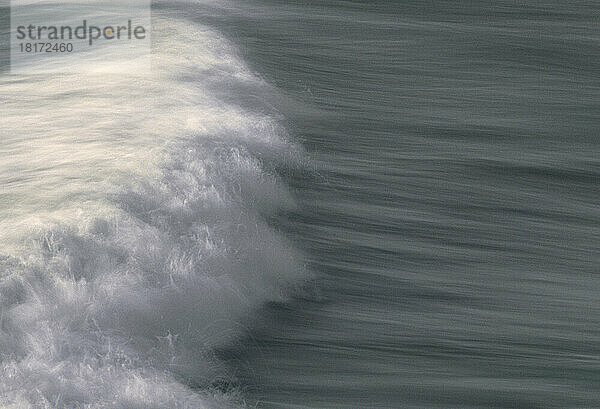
[{"xmin": 1, "ymin": 1, "xmax": 599, "ymax": 408}]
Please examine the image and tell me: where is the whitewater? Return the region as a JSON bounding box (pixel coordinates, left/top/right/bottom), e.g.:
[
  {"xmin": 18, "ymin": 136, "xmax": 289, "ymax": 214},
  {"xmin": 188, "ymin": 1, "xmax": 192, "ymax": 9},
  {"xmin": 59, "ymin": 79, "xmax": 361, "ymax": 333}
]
[{"xmin": 0, "ymin": 2, "xmax": 306, "ymax": 407}]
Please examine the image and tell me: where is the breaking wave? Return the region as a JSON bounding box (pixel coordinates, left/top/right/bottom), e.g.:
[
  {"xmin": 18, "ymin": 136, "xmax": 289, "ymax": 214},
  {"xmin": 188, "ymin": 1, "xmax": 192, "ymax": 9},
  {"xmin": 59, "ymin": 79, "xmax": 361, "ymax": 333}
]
[{"xmin": 0, "ymin": 5, "xmax": 306, "ymax": 408}]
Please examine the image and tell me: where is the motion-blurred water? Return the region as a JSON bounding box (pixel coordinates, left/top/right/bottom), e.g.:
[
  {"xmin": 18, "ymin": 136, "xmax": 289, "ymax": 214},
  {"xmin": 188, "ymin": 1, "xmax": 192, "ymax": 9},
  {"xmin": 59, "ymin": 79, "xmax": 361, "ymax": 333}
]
[
  {"xmin": 1, "ymin": 0, "xmax": 599, "ymax": 408},
  {"xmin": 207, "ymin": 1, "xmax": 600, "ymax": 408}
]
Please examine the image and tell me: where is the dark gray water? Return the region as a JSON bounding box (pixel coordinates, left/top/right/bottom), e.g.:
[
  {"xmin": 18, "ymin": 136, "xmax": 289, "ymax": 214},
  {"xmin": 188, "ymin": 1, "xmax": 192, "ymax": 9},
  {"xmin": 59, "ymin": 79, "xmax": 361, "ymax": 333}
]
[{"xmin": 207, "ymin": 1, "xmax": 600, "ymax": 408}]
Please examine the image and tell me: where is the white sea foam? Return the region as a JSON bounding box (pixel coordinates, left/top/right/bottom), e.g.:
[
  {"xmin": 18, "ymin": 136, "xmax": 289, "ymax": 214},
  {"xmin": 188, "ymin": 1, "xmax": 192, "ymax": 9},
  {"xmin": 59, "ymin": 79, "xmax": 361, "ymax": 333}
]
[{"xmin": 0, "ymin": 7, "xmax": 306, "ymax": 408}]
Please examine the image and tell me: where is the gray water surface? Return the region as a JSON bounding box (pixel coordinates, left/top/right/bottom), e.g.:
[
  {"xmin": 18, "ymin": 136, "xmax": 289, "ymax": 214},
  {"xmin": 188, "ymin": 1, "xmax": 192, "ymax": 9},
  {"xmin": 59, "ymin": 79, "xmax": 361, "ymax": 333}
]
[{"xmin": 211, "ymin": 1, "xmax": 600, "ymax": 408}]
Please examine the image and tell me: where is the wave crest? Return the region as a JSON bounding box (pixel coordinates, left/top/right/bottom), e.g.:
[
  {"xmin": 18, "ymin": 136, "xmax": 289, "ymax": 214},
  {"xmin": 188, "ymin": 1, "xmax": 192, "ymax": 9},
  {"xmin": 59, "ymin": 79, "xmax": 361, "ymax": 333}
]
[{"xmin": 0, "ymin": 8, "xmax": 306, "ymax": 409}]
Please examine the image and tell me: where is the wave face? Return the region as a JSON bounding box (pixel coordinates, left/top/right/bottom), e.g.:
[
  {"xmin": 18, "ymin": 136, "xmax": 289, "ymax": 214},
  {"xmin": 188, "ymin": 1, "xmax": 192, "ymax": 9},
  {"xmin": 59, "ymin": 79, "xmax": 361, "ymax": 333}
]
[
  {"xmin": 0, "ymin": 3, "xmax": 306, "ymax": 408},
  {"xmin": 203, "ymin": 1, "xmax": 600, "ymax": 408}
]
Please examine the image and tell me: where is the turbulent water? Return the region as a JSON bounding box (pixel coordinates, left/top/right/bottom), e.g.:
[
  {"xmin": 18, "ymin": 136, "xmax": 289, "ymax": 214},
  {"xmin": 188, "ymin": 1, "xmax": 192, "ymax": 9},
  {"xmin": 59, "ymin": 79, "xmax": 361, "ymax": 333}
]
[
  {"xmin": 0, "ymin": 2, "xmax": 307, "ymax": 407},
  {"xmin": 1, "ymin": 0, "xmax": 600, "ymax": 408}
]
